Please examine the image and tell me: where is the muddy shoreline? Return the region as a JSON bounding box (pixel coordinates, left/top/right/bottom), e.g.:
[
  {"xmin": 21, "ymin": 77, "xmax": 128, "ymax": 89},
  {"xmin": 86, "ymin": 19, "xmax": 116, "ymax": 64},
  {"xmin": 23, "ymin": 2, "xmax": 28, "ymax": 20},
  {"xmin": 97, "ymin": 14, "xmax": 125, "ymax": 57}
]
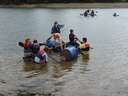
[{"xmin": 1, "ymin": 3, "xmax": 128, "ymax": 8}]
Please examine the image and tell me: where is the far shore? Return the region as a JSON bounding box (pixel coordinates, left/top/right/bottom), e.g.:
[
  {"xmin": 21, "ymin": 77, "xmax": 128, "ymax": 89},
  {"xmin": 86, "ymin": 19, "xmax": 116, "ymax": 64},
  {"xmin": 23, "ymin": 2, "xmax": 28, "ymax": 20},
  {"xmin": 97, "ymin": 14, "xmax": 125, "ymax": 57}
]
[{"xmin": 1, "ymin": 3, "xmax": 128, "ymax": 8}]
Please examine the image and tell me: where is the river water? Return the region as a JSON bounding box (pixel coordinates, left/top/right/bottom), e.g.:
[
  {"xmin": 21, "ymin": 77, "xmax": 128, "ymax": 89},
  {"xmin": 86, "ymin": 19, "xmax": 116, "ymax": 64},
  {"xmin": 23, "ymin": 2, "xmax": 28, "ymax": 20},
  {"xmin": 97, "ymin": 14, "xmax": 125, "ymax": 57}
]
[{"xmin": 0, "ymin": 8, "xmax": 128, "ymax": 96}]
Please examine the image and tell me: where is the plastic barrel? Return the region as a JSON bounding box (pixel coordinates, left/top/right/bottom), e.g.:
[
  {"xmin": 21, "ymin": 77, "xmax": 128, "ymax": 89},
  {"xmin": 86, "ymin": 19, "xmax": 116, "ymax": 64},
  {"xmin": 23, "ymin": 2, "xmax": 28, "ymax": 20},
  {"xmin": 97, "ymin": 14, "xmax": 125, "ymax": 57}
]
[
  {"xmin": 47, "ymin": 40, "xmax": 60, "ymax": 47},
  {"xmin": 62, "ymin": 46, "xmax": 80, "ymax": 61},
  {"xmin": 47, "ymin": 40, "xmax": 56, "ymax": 48},
  {"xmin": 47, "ymin": 40, "xmax": 61, "ymax": 52}
]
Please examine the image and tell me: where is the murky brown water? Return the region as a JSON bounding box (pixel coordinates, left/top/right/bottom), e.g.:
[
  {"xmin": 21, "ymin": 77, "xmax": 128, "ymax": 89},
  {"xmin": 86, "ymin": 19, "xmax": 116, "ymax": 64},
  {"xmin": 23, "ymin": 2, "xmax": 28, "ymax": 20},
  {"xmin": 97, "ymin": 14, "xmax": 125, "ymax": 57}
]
[{"xmin": 0, "ymin": 8, "xmax": 128, "ymax": 96}]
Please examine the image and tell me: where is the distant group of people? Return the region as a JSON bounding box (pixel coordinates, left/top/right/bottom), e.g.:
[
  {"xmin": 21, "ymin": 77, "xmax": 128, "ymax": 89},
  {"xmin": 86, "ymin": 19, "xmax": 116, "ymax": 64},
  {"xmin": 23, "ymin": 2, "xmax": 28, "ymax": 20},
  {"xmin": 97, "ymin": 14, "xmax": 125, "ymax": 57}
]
[
  {"xmin": 83, "ymin": 9, "xmax": 96, "ymax": 17},
  {"xmin": 113, "ymin": 12, "xmax": 119, "ymax": 17},
  {"xmin": 83, "ymin": 10, "xmax": 119, "ymax": 17}
]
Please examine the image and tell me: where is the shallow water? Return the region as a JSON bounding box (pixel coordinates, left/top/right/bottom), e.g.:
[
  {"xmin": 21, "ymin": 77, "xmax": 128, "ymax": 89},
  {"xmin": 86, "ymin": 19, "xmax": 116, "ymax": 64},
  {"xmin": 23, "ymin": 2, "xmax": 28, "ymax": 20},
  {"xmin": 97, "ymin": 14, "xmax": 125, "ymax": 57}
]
[{"xmin": 0, "ymin": 8, "xmax": 128, "ymax": 96}]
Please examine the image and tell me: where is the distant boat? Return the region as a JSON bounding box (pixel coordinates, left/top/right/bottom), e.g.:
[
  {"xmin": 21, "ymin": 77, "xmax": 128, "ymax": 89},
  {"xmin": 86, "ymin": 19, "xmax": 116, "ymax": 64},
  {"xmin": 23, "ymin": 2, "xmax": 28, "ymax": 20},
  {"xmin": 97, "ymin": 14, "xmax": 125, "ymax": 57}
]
[
  {"xmin": 80, "ymin": 10, "xmax": 97, "ymax": 17},
  {"xmin": 113, "ymin": 13, "xmax": 119, "ymax": 17}
]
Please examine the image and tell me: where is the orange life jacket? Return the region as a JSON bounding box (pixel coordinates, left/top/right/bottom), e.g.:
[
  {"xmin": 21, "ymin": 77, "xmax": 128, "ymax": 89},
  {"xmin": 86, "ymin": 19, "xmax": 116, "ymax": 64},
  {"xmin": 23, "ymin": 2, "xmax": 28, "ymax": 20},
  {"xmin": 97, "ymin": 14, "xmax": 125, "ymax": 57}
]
[
  {"xmin": 80, "ymin": 42, "xmax": 90, "ymax": 49},
  {"xmin": 53, "ymin": 33, "xmax": 61, "ymax": 40},
  {"xmin": 84, "ymin": 42, "xmax": 90, "ymax": 48}
]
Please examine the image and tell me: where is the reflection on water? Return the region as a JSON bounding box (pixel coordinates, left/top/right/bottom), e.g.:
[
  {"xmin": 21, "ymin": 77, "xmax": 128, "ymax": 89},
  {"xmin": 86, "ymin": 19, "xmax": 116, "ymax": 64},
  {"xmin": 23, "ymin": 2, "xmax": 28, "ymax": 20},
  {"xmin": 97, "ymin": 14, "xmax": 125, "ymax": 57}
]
[
  {"xmin": 52, "ymin": 59, "xmax": 77, "ymax": 78},
  {"xmin": 81, "ymin": 51, "xmax": 90, "ymax": 64},
  {"xmin": 23, "ymin": 63, "xmax": 48, "ymax": 72},
  {"xmin": 60, "ymin": 61, "xmax": 73, "ymax": 72},
  {"xmin": 52, "ymin": 64, "xmax": 64, "ymax": 78},
  {"xmin": 22, "ymin": 54, "xmax": 80, "ymax": 79}
]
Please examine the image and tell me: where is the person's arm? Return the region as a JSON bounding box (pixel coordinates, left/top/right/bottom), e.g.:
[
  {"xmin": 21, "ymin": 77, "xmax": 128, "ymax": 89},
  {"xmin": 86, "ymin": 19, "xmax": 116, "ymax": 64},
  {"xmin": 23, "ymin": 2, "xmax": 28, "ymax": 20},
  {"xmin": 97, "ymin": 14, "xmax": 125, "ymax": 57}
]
[
  {"xmin": 74, "ymin": 35, "xmax": 82, "ymax": 44},
  {"xmin": 51, "ymin": 27, "xmax": 54, "ymax": 34},
  {"xmin": 58, "ymin": 24, "xmax": 64, "ymax": 29},
  {"xmin": 18, "ymin": 42, "xmax": 24, "ymax": 47},
  {"xmin": 47, "ymin": 36, "xmax": 52, "ymax": 41}
]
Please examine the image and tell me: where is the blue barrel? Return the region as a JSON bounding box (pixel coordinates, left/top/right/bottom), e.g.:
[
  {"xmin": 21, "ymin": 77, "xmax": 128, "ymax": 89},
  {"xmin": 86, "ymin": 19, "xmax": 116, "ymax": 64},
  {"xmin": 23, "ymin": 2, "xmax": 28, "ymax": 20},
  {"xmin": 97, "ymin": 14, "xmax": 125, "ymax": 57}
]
[
  {"xmin": 63, "ymin": 46, "xmax": 80, "ymax": 61},
  {"xmin": 47, "ymin": 40, "xmax": 60, "ymax": 48},
  {"xmin": 47, "ymin": 40, "xmax": 56, "ymax": 48}
]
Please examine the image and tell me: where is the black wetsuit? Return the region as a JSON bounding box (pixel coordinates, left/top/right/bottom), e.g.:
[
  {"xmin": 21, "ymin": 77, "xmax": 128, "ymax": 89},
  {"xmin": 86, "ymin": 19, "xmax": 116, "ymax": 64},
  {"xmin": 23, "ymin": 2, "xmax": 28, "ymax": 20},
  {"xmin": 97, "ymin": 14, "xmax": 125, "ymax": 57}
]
[
  {"xmin": 84, "ymin": 12, "xmax": 88, "ymax": 17},
  {"xmin": 69, "ymin": 33, "xmax": 75, "ymax": 42},
  {"xmin": 51, "ymin": 25, "xmax": 61, "ymax": 34},
  {"xmin": 91, "ymin": 10, "xmax": 95, "ymax": 17},
  {"xmin": 31, "ymin": 43, "xmax": 40, "ymax": 54}
]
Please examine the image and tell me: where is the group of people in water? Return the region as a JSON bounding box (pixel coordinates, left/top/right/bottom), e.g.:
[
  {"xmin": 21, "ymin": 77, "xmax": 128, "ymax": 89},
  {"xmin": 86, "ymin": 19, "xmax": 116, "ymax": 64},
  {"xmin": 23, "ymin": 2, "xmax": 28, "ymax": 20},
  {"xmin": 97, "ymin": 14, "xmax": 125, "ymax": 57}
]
[
  {"xmin": 20, "ymin": 38, "xmax": 48, "ymax": 64},
  {"xmin": 83, "ymin": 9, "xmax": 119, "ymax": 17},
  {"xmin": 113, "ymin": 12, "xmax": 119, "ymax": 17},
  {"xmin": 83, "ymin": 9, "xmax": 96, "ymax": 17},
  {"xmin": 48, "ymin": 21, "xmax": 90, "ymax": 51},
  {"xmin": 19, "ymin": 21, "xmax": 90, "ymax": 64},
  {"xmin": 19, "ymin": 9, "xmax": 120, "ymax": 64}
]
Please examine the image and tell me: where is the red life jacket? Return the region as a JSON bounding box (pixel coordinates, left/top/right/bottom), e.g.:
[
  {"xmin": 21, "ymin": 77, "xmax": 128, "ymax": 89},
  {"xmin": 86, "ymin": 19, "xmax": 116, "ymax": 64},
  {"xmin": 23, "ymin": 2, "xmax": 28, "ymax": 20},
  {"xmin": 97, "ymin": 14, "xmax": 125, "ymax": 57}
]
[{"xmin": 24, "ymin": 40, "xmax": 31, "ymax": 49}]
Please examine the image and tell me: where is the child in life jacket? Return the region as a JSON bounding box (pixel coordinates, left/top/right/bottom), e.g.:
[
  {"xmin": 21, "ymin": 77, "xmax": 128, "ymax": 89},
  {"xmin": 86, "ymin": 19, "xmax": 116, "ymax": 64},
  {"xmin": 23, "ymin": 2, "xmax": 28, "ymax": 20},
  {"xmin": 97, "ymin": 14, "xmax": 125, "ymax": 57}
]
[
  {"xmin": 23, "ymin": 38, "xmax": 33, "ymax": 58},
  {"xmin": 79, "ymin": 37, "xmax": 90, "ymax": 51},
  {"xmin": 34, "ymin": 46, "xmax": 48, "ymax": 64}
]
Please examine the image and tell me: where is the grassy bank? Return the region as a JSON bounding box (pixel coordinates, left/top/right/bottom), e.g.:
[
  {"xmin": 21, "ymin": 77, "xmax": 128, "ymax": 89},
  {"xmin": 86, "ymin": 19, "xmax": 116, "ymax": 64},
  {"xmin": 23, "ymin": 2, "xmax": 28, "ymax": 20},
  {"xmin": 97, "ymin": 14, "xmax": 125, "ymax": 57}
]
[{"xmin": 1, "ymin": 3, "xmax": 128, "ymax": 8}]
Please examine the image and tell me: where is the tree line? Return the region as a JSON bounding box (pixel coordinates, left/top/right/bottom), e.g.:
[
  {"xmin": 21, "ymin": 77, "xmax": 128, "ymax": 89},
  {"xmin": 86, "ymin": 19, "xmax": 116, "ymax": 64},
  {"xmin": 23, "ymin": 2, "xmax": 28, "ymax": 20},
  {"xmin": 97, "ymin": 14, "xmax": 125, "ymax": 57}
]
[{"xmin": 0, "ymin": 0, "xmax": 128, "ymax": 4}]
